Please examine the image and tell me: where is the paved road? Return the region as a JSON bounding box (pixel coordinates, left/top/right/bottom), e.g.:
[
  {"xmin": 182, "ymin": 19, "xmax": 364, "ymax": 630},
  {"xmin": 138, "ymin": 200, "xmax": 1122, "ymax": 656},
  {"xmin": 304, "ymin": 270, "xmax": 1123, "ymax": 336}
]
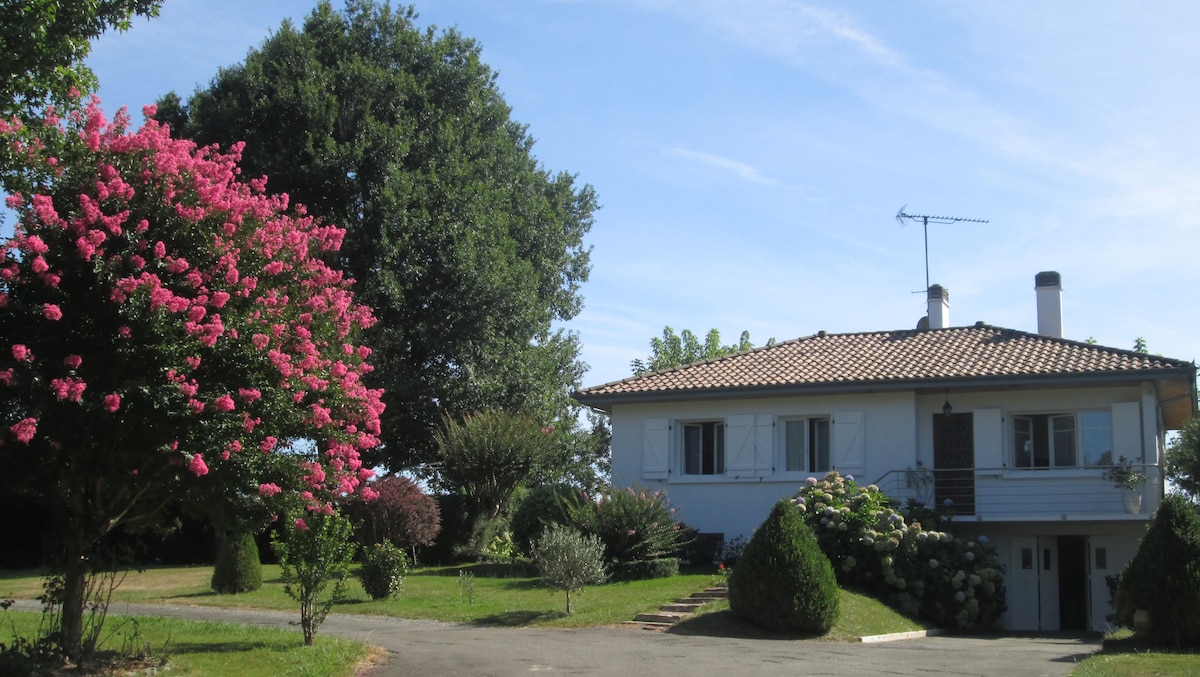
[{"xmin": 14, "ymin": 600, "xmax": 1100, "ymax": 676}]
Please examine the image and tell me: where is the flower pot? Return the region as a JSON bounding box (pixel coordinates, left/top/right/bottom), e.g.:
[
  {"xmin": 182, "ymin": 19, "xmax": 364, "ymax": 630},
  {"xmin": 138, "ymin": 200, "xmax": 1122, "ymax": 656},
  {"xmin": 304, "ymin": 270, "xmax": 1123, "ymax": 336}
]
[{"xmin": 1122, "ymin": 488, "xmax": 1142, "ymax": 514}]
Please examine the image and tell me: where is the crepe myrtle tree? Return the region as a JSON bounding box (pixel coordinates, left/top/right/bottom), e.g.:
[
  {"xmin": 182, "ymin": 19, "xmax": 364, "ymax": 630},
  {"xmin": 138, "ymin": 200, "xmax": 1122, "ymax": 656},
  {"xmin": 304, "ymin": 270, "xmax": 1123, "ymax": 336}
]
[{"xmin": 0, "ymin": 96, "xmax": 384, "ymax": 659}]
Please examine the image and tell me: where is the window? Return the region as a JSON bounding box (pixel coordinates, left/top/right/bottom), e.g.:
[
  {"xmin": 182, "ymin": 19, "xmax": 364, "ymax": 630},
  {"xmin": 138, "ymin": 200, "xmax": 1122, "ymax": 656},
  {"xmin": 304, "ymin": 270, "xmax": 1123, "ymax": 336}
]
[
  {"xmin": 1012, "ymin": 411, "xmax": 1112, "ymax": 468},
  {"xmin": 683, "ymin": 421, "xmax": 724, "ymax": 475},
  {"xmin": 784, "ymin": 417, "xmax": 830, "ymax": 473}
]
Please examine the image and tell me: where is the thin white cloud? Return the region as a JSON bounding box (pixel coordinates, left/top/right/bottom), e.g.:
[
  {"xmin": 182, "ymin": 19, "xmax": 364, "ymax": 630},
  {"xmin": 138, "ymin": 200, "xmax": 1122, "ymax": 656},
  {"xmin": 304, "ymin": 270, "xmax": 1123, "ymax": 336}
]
[{"xmin": 668, "ymin": 147, "xmax": 778, "ymax": 185}]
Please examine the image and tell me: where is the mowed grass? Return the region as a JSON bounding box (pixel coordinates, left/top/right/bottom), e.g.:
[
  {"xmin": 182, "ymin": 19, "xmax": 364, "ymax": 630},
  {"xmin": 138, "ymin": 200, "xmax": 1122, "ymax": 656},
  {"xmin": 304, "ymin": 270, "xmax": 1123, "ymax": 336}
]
[
  {"xmin": 1, "ymin": 563, "xmax": 925, "ymax": 640},
  {"xmin": 672, "ymin": 587, "xmax": 928, "ymax": 641},
  {"xmin": 1068, "ymin": 629, "xmax": 1200, "ymax": 677},
  {"xmin": 0, "ymin": 610, "xmax": 373, "ymax": 677},
  {"xmin": 1, "ymin": 563, "xmax": 717, "ymax": 628}
]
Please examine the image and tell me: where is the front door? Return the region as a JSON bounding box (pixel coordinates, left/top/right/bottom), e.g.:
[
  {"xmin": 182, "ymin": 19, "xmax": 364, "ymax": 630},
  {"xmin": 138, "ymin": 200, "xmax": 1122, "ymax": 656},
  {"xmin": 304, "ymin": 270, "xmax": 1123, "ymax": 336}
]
[{"xmin": 933, "ymin": 412, "xmax": 975, "ymax": 514}]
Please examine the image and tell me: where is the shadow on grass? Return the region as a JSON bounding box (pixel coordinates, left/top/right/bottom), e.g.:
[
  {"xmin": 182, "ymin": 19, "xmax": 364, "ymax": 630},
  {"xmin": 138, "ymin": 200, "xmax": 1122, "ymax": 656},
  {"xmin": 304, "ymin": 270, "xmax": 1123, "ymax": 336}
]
[
  {"xmin": 668, "ymin": 609, "xmax": 827, "ymax": 641},
  {"xmin": 471, "ymin": 610, "xmax": 564, "ymax": 626}
]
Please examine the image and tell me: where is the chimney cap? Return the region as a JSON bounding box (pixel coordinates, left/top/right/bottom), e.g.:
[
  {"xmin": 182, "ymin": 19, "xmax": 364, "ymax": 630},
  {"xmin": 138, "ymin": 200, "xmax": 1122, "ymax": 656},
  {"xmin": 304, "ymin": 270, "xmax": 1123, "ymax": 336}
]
[
  {"xmin": 927, "ymin": 284, "xmax": 948, "ymax": 300},
  {"xmin": 1035, "ymin": 271, "xmax": 1061, "ymax": 288}
]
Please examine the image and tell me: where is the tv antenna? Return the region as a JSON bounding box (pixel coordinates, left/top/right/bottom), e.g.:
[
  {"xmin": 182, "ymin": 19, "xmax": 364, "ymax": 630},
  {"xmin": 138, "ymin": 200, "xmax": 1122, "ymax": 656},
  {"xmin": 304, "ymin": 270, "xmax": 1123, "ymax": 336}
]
[{"xmin": 896, "ymin": 205, "xmax": 989, "ymax": 291}]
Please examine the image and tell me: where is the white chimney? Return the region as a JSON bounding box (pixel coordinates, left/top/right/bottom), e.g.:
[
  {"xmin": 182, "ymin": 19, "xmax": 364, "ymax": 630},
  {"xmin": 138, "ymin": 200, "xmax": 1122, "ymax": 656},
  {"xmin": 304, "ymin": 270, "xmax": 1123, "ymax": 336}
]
[
  {"xmin": 927, "ymin": 284, "xmax": 950, "ymax": 329},
  {"xmin": 1035, "ymin": 271, "xmax": 1063, "ymax": 338}
]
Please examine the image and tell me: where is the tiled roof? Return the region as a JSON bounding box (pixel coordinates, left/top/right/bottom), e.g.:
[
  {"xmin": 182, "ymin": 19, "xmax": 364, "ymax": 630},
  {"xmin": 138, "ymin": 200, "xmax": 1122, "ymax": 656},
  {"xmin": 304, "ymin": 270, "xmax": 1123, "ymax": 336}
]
[{"xmin": 576, "ymin": 324, "xmax": 1194, "ymax": 403}]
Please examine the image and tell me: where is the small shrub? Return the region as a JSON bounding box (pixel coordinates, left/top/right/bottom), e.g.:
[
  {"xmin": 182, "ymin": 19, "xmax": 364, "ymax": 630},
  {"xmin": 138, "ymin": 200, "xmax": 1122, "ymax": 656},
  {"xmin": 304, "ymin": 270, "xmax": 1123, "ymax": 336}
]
[
  {"xmin": 568, "ymin": 486, "xmax": 683, "ymax": 579},
  {"xmin": 1117, "ymin": 494, "xmax": 1200, "ymax": 647},
  {"xmin": 609, "ymin": 557, "xmax": 679, "ymax": 582},
  {"xmin": 531, "ymin": 524, "xmax": 607, "ymax": 614},
  {"xmin": 728, "ymin": 499, "xmax": 840, "ymax": 634},
  {"xmin": 211, "ymin": 530, "xmax": 263, "ymax": 594},
  {"xmin": 356, "ymin": 542, "xmax": 410, "ymax": 600},
  {"xmin": 511, "ymin": 484, "xmax": 580, "ymax": 555},
  {"xmin": 272, "ymin": 510, "xmax": 356, "ymax": 645},
  {"xmin": 457, "ymin": 570, "xmax": 476, "ymax": 604}
]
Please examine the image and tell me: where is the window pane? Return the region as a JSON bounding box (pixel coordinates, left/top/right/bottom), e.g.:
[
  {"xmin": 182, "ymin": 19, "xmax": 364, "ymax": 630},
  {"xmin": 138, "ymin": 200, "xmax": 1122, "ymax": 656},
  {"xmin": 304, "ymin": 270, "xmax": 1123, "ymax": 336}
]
[
  {"xmin": 702, "ymin": 422, "xmax": 716, "ymax": 475},
  {"xmin": 1014, "ymin": 417, "xmax": 1033, "ymax": 468},
  {"xmin": 684, "ymin": 424, "xmax": 700, "ymax": 475},
  {"xmin": 811, "ymin": 418, "xmax": 830, "ymax": 472},
  {"xmin": 1052, "ymin": 415, "xmax": 1076, "ymax": 467},
  {"xmin": 785, "ymin": 420, "xmax": 806, "ymax": 472},
  {"xmin": 1080, "ymin": 411, "xmax": 1113, "ymax": 467},
  {"xmin": 714, "ymin": 423, "xmax": 725, "ymax": 475}
]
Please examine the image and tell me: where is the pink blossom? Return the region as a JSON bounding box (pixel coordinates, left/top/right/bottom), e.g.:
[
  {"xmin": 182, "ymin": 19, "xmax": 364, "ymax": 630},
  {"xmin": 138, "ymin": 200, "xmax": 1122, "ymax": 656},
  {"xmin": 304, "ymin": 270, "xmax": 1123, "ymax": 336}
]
[
  {"xmin": 211, "ymin": 291, "xmax": 230, "ymax": 308},
  {"xmin": 184, "ymin": 355, "xmax": 201, "ymax": 369},
  {"xmin": 213, "ymin": 394, "xmax": 235, "ymax": 412},
  {"xmin": 237, "ymin": 387, "xmax": 262, "ymax": 403},
  {"xmin": 258, "ymin": 483, "xmax": 281, "ymax": 497},
  {"xmin": 63, "ymin": 354, "xmax": 82, "ymax": 369},
  {"xmin": 31, "ymin": 256, "xmax": 48, "ymax": 273},
  {"xmin": 294, "ymin": 518, "xmax": 308, "ymax": 531},
  {"xmin": 117, "ymin": 326, "xmax": 132, "ymax": 338},
  {"xmin": 0, "ymin": 368, "xmax": 13, "ymax": 386},
  {"xmin": 104, "ymin": 393, "xmax": 121, "ymax": 412},
  {"xmin": 188, "ymin": 399, "xmax": 205, "ymax": 414},
  {"xmin": 51, "ymin": 377, "xmax": 86, "ymax": 402},
  {"xmin": 260, "ymin": 436, "xmax": 278, "ymax": 452},
  {"xmin": 188, "ymin": 453, "xmax": 209, "ymax": 477},
  {"xmin": 11, "ymin": 344, "xmax": 31, "ymax": 361},
  {"xmin": 42, "ymin": 304, "xmax": 63, "ymax": 321},
  {"xmin": 10, "ymin": 417, "xmax": 36, "ymax": 444}
]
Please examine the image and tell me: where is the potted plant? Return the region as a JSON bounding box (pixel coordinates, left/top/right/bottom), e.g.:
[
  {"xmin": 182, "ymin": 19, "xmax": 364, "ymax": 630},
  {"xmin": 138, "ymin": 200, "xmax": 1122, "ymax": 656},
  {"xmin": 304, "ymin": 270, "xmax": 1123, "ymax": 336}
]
[{"xmin": 1102, "ymin": 456, "xmax": 1147, "ymax": 513}]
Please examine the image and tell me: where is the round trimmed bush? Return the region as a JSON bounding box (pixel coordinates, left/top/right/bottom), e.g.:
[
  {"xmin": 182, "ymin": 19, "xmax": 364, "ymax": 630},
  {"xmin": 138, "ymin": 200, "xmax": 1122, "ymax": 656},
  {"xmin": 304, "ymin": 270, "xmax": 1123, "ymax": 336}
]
[
  {"xmin": 728, "ymin": 499, "xmax": 840, "ymax": 634},
  {"xmin": 357, "ymin": 541, "xmax": 410, "ymax": 600},
  {"xmin": 211, "ymin": 529, "xmax": 263, "ymax": 594},
  {"xmin": 511, "ymin": 483, "xmax": 580, "ymax": 555},
  {"xmin": 1116, "ymin": 494, "xmax": 1200, "ymax": 647}
]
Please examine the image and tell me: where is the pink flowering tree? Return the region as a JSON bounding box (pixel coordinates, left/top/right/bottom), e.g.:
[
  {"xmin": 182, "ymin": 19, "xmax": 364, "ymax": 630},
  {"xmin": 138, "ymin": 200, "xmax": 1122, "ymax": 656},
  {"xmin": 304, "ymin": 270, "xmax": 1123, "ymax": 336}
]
[{"xmin": 0, "ymin": 97, "xmax": 384, "ymax": 658}]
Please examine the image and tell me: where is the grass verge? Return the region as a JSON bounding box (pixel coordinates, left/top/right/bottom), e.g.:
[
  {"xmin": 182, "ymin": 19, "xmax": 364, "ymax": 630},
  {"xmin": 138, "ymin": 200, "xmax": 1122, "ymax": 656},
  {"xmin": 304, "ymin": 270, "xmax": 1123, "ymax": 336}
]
[
  {"xmin": 1068, "ymin": 629, "xmax": 1200, "ymax": 677},
  {"xmin": 0, "ymin": 610, "xmax": 373, "ymax": 676}
]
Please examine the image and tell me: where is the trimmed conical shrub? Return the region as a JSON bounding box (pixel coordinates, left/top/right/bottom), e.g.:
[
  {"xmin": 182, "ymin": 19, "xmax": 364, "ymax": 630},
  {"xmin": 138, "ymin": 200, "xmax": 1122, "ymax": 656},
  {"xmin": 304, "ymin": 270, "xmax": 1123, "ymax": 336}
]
[
  {"xmin": 728, "ymin": 499, "xmax": 839, "ymax": 634},
  {"xmin": 1117, "ymin": 494, "xmax": 1200, "ymax": 647},
  {"xmin": 211, "ymin": 529, "xmax": 263, "ymax": 594}
]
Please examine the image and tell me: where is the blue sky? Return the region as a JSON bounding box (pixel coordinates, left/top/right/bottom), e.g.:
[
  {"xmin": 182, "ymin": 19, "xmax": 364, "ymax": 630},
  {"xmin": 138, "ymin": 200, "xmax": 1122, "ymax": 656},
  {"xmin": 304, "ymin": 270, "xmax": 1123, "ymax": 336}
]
[{"xmin": 86, "ymin": 0, "xmax": 1200, "ymax": 391}]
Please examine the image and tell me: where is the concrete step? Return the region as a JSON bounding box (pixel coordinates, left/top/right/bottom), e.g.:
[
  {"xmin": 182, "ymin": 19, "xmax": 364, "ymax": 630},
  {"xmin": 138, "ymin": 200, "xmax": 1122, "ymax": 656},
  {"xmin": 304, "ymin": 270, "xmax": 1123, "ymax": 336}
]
[
  {"xmin": 689, "ymin": 589, "xmax": 728, "ymax": 600},
  {"xmin": 634, "ymin": 611, "xmax": 689, "ymax": 624},
  {"xmin": 661, "ymin": 602, "xmax": 705, "ymax": 613}
]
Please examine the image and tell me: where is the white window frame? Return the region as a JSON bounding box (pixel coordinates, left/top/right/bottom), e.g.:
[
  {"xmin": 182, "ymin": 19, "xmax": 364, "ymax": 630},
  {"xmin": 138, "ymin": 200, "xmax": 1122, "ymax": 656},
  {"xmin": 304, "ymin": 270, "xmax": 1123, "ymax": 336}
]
[
  {"xmin": 780, "ymin": 416, "xmax": 831, "ymax": 475},
  {"xmin": 1011, "ymin": 410, "xmax": 1112, "ymax": 469}
]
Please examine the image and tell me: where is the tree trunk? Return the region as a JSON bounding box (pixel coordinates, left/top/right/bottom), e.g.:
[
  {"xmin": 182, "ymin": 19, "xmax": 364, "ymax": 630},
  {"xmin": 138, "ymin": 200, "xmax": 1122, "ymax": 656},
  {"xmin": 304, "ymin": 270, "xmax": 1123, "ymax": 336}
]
[
  {"xmin": 565, "ymin": 588, "xmax": 572, "ymax": 615},
  {"xmin": 61, "ymin": 542, "xmax": 87, "ymax": 661}
]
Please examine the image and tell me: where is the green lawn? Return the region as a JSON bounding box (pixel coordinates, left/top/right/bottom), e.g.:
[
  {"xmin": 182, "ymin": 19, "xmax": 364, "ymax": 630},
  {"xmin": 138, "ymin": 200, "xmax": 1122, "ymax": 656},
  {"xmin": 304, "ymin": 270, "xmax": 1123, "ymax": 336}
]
[
  {"xmin": 0, "ymin": 611, "xmax": 372, "ymax": 676},
  {"xmin": 1068, "ymin": 630, "xmax": 1200, "ymax": 677},
  {"xmin": 0, "ymin": 563, "xmax": 936, "ymax": 675}
]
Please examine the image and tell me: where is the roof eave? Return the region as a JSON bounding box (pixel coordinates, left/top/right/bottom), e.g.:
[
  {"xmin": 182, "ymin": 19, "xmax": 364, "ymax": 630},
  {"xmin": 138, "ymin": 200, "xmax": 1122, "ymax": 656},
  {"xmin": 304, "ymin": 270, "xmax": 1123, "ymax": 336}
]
[{"xmin": 574, "ymin": 367, "xmax": 1196, "ymax": 410}]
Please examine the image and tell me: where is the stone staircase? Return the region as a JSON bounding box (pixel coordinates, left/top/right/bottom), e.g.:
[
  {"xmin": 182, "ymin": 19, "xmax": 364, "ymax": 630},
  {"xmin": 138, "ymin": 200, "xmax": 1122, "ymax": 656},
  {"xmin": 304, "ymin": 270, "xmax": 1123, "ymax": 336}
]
[{"xmin": 627, "ymin": 586, "xmax": 727, "ymax": 630}]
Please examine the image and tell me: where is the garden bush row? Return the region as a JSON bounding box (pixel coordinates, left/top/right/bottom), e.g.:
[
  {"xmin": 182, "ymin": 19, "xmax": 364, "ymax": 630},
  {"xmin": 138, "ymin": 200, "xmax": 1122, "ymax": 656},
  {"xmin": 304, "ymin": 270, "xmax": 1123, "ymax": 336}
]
[{"xmin": 793, "ymin": 471, "xmax": 1006, "ymax": 629}]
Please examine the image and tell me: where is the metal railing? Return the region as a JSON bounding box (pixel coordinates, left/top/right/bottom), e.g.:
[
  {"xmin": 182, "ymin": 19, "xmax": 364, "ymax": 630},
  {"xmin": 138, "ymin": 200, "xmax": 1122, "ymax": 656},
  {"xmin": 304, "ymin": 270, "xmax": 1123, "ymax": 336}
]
[{"xmin": 870, "ymin": 463, "xmax": 1159, "ymax": 520}]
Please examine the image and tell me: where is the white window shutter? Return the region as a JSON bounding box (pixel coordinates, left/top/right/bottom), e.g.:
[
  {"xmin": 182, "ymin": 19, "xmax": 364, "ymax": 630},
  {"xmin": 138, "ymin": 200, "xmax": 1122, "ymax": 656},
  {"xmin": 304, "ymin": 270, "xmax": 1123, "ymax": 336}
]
[
  {"xmin": 832, "ymin": 411, "xmax": 865, "ymax": 474},
  {"xmin": 725, "ymin": 415, "xmax": 755, "ymax": 474},
  {"xmin": 1112, "ymin": 402, "xmax": 1142, "ymax": 461},
  {"xmin": 754, "ymin": 414, "xmax": 775, "ymax": 476},
  {"xmin": 973, "ymin": 408, "xmax": 1003, "ymax": 469},
  {"xmin": 642, "ymin": 418, "xmax": 670, "ymax": 479}
]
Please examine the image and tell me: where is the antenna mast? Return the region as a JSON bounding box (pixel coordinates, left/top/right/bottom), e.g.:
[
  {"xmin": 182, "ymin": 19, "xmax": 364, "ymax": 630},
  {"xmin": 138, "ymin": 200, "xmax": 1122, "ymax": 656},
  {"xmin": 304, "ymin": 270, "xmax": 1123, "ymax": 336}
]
[{"xmin": 896, "ymin": 205, "xmax": 989, "ymax": 291}]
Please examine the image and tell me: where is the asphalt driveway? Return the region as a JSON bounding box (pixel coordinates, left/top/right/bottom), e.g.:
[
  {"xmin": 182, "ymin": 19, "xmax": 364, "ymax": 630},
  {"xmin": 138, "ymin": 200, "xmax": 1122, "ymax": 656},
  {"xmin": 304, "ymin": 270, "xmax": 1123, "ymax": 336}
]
[{"xmin": 80, "ymin": 601, "xmax": 1099, "ymax": 677}]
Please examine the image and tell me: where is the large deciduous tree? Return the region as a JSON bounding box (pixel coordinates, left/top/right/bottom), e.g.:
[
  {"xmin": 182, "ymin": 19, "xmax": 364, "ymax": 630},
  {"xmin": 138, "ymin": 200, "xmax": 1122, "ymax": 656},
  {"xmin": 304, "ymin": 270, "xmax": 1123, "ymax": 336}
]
[
  {"xmin": 0, "ymin": 97, "xmax": 383, "ymax": 658},
  {"xmin": 1166, "ymin": 416, "xmax": 1200, "ymax": 501},
  {"xmin": 157, "ymin": 0, "xmax": 596, "ymax": 472},
  {"xmin": 0, "ymin": 0, "xmax": 162, "ymax": 118}
]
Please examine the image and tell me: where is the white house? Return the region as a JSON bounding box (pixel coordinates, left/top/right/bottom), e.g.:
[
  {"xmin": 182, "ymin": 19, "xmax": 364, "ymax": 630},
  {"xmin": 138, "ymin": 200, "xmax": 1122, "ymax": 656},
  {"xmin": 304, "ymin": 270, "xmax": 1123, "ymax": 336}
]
[{"xmin": 575, "ymin": 272, "xmax": 1196, "ymax": 632}]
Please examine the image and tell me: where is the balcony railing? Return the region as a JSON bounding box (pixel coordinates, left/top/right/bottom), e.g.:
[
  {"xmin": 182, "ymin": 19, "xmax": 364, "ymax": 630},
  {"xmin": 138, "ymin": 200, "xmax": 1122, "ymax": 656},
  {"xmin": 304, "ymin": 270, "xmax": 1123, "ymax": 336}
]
[{"xmin": 870, "ymin": 464, "xmax": 1159, "ymax": 520}]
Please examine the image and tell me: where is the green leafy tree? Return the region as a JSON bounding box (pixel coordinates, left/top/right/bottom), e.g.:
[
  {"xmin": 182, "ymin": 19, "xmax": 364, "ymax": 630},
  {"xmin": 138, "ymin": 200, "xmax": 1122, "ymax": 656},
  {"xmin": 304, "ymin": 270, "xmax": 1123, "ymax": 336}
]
[
  {"xmin": 273, "ymin": 509, "xmax": 357, "ymax": 646},
  {"xmin": 434, "ymin": 409, "xmax": 558, "ymax": 522},
  {"xmin": 1116, "ymin": 494, "xmax": 1200, "ymax": 647},
  {"xmin": 630, "ymin": 326, "xmax": 759, "ymax": 375},
  {"xmin": 1166, "ymin": 416, "xmax": 1200, "ymax": 501},
  {"xmin": 157, "ymin": 0, "xmax": 596, "ymax": 472},
  {"xmin": 0, "ymin": 0, "xmax": 162, "ymax": 118},
  {"xmin": 531, "ymin": 524, "xmax": 607, "ymax": 614}
]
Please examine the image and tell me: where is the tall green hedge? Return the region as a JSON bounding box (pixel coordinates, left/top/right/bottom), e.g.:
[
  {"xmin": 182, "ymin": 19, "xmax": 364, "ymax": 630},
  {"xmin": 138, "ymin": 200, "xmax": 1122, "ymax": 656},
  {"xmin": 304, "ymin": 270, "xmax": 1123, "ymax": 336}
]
[
  {"xmin": 211, "ymin": 529, "xmax": 262, "ymax": 594},
  {"xmin": 1117, "ymin": 494, "xmax": 1200, "ymax": 647},
  {"xmin": 728, "ymin": 499, "xmax": 840, "ymax": 634}
]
